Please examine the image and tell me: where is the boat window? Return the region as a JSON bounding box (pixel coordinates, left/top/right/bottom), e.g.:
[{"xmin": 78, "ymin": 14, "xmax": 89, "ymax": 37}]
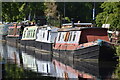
[
  {"xmin": 30, "ymin": 30, "xmax": 32, "ymax": 38},
  {"xmin": 28, "ymin": 31, "xmax": 30, "ymax": 38},
  {"xmin": 26, "ymin": 31, "xmax": 28, "ymax": 38},
  {"xmin": 64, "ymin": 32, "xmax": 70, "ymax": 42},
  {"xmin": 8, "ymin": 28, "xmax": 14, "ymax": 35},
  {"xmin": 23, "ymin": 30, "xmax": 26, "ymax": 38},
  {"xmin": 33, "ymin": 30, "xmax": 35, "ymax": 38},
  {"xmin": 14, "ymin": 28, "xmax": 20, "ymax": 35},
  {"xmin": 27, "ymin": 31, "xmax": 30, "ymax": 38},
  {"xmin": 47, "ymin": 31, "xmax": 50, "ymax": 41},
  {"xmin": 58, "ymin": 33, "xmax": 61, "ymax": 41},
  {"xmin": 17, "ymin": 28, "xmax": 20, "ymax": 34},
  {"xmin": 29, "ymin": 31, "xmax": 31, "ymax": 38},
  {"xmin": 43, "ymin": 32, "xmax": 45, "ymax": 38},
  {"xmin": 68, "ymin": 32, "xmax": 72, "ymax": 41},
  {"xmin": 62, "ymin": 33, "xmax": 64, "ymax": 39},
  {"xmin": 73, "ymin": 32, "xmax": 76, "ymax": 41}
]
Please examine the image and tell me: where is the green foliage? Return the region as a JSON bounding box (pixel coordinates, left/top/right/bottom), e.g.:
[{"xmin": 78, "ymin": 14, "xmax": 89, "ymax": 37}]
[
  {"xmin": 116, "ymin": 45, "xmax": 120, "ymax": 56},
  {"xmin": 65, "ymin": 17, "xmax": 70, "ymax": 22},
  {"xmin": 2, "ymin": 2, "xmax": 103, "ymax": 24},
  {"xmin": 2, "ymin": 2, "xmax": 45, "ymax": 22},
  {"xmin": 96, "ymin": 2, "xmax": 120, "ymax": 30},
  {"xmin": 57, "ymin": 2, "xmax": 102, "ymax": 23},
  {"xmin": 113, "ymin": 45, "xmax": 120, "ymax": 79},
  {"xmin": 57, "ymin": 2, "xmax": 92, "ymax": 22}
]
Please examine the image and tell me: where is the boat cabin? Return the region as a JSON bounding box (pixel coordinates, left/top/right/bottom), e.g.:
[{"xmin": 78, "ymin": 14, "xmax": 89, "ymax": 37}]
[
  {"xmin": 7, "ymin": 24, "xmax": 22, "ymax": 37},
  {"xmin": 54, "ymin": 27, "xmax": 109, "ymax": 50},
  {"xmin": 36, "ymin": 25, "xmax": 59, "ymax": 43},
  {"xmin": 22, "ymin": 26, "xmax": 38, "ymax": 40}
]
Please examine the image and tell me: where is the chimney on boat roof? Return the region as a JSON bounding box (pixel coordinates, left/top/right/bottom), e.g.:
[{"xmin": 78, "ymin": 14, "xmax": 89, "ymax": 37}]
[{"xmin": 71, "ymin": 18, "xmax": 75, "ymax": 28}]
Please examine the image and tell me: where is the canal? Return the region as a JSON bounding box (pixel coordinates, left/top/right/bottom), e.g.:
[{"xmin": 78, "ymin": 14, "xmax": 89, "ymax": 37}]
[{"xmin": 0, "ymin": 39, "xmax": 119, "ymax": 80}]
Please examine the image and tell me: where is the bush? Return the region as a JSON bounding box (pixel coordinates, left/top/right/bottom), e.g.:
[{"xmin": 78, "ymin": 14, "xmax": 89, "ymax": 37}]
[{"xmin": 116, "ymin": 45, "xmax": 120, "ymax": 56}]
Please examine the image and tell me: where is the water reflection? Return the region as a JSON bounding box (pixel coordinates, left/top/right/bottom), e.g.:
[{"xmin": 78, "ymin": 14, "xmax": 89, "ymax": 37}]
[
  {"xmin": 0, "ymin": 41, "xmax": 118, "ymax": 79},
  {"xmin": 22, "ymin": 51, "xmax": 56, "ymax": 76}
]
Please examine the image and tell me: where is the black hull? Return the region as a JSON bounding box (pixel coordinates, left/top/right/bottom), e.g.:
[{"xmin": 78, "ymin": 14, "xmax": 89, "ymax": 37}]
[
  {"xmin": 20, "ymin": 40, "xmax": 35, "ymax": 47},
  {"xmin": 53, "ymin": 42, "xmax": 116, "ymax": 61},
  {"xmin": 35, "ymin": 41, "xmax": 53, "ymax": 51},
  {"xmin": 6, "ymin": 37, "xmax": 20, "ymax": 47},
  {"xmin": 6, "ymin": 37, "xmax": 53, "ymax": 52},
  {"xmin": 6, "ymin": 37, "xmax": 35, "ymax": 48},
  {"xmin": 6, "ymin": 37, "xmax": 20, "ymax": 43}
]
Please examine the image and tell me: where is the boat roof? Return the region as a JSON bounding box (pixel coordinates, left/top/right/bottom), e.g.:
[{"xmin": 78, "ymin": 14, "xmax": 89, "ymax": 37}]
[
  {"xmin": 37, "ymin": 25, "xmax": 59, "ymax": 31},
  {"xmin": 57, "ymin": 27, "xmax": 108, "ymax": 32},
  {"xmin": 24, "ymin": 26, "xmax": 38, "ymax": 28},
  {"xmin": 62, "ymin": 23, "xmax": 92, "ymax": 26}
]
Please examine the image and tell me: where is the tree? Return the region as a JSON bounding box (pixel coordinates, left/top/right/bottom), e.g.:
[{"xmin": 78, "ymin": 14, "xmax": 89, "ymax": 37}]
[
  {"xmin": 56, "ymin": 2, "xmax": 102, "ymax": 23},
  {"xmin": 44, "ymin": 2, "xmax": 60, "ymax": 26},
  {"xmin": 2, "ymin": 2, "xmax": 20, "ymax": 22},
  {"xmin": 2, "ymin": 2, "xmax": 45, "ymax": 22},
  {"xmin": 96, "ymin": 2, "xmax": 120, "ymax": 30}
]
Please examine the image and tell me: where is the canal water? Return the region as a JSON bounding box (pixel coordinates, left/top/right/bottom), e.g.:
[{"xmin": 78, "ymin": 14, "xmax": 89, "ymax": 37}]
[{"xmin": 0, "ymin": 40, "xmax": 119, "ymax": 79}]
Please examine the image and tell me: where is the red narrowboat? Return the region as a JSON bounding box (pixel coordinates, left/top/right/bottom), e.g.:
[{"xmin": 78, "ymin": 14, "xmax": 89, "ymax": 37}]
[
  {"xmin": 53, "ymin": 27, "xmax": 116, "ymax": 61},
  {"xmin": 6, "ymin": 23, "xmax": 24, "ymax": 44}
]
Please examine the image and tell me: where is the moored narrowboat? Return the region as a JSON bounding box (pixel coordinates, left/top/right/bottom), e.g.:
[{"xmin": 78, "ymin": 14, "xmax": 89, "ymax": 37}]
[
  {"xmin": 6, "ymin": 23, "xmax": 24, "ymax": 45},
  {"xmin": 21, "ymin": 26, "xmax": 38, "ymax": 47},
  {"xmin": 35, "ymin": 25, "xmax": 59, "ymax": 51},
  {"xmin": 53, "ymin": 27, "xmax": 116, "ymax": 61}
]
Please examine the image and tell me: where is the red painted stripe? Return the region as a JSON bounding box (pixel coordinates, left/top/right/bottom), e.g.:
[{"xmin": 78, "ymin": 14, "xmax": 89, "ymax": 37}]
[
  {"xmin": 7, "ymin": 35, "xmax": 19, "ymax": 37},
  {"xmin": 55, "ymin": 43, "xmax": 79, "ymax": 45},
  {"xmin": 53, "ymin": 42, "xmax": 97, "ymax": 50},
  {"xmin": 9, "ymin": 26, "xmax": 21, "ymax": 28}
]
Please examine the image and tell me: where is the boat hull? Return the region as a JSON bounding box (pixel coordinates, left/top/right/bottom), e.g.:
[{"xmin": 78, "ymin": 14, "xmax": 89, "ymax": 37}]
[
  {"xmin": 6, "ymin": 37, "xmax": 53, "ymax": 52},
  {"xmin": 35, "ymin": 41, "xmax": 53, "ymax": 51},
  {"xmin": 53, "ymin": 42, "xmax": 116, "ymax": 61},
  {"xmin": 20, "ymin": 40, "xmax": 35, "ymax": 47},
  {"xmin": 6, "ymin": 37, "xmax": 20, "ymax": 47}
]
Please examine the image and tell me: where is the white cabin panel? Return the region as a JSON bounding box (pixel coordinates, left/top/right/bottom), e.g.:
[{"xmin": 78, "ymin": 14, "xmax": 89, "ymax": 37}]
[
  {"xmin": 36, "ymin": 27, "xmax": 59, "ymax": 43},
  {"xmin": 67, "ymin": 31, "xmax": 81, "ymax": 44},
  {"xmin": 56, "ymin": 31, "xmax": 81, "ymax": 44},
  {"xmin": 36, "ymin": 29, "xmax": 51, "ymax": 43},
  {"xmin": 22, "ymin": 26, "xmax": 38, "ymax": 40},
  {"xmin": 36, "ymin": 29, "xmax": 58, "ymax": 43},
  {"xmin": 56, "ymin": 32, "xmax": 67, "ymax": 43}
]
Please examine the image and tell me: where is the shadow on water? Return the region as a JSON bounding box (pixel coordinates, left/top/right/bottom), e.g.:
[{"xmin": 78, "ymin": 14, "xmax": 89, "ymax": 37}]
[
  {"xmin": 53, "ymin": 54, "xmax": 118, "ymax": 79},
  {"xmin": 0, "ymin": 39, "xmax": 119, "ymax": 79}
]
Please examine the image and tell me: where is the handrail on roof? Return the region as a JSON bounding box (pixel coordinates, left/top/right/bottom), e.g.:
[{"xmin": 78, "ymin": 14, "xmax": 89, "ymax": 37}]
[{"xmin": 62, "ymin": 23, "xmax": 93, "ymax": 26}]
